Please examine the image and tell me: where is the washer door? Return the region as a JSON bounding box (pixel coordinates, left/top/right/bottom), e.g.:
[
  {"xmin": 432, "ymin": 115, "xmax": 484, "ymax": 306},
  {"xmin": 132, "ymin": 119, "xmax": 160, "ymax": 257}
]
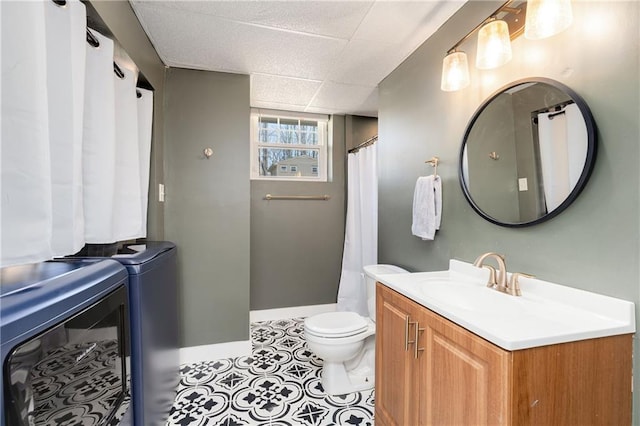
[{"xmin": 4, "ymin": 286, "xmax": 130, "ymax": 426}]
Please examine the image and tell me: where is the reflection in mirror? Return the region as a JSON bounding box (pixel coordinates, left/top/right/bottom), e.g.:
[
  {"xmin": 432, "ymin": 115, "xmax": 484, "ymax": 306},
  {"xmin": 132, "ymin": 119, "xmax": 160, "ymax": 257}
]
[{"xmin": 460, "ymin": 78, "xmax": 596, "ymax": 227}]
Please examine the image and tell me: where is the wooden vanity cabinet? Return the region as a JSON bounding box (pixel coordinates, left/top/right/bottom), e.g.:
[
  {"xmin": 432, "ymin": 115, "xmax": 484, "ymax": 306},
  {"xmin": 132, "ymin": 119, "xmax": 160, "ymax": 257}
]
[
  {"xmin": 375, "ymin": 283, "xmax": 633, "ymax": 426},
  {"xmin": 375, "ymin": 282, "xmax": 420, "ymax": 426}
]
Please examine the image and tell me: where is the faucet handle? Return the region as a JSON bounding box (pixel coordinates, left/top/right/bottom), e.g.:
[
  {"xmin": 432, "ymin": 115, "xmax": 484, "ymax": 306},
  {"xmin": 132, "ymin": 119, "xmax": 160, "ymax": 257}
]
[
  {"xmin": 508, "ymin": 272, "xmax": 534, "ymax": 296},
  {"xmin": 482, "ymin": 265, "xmax": 498, "ymax": 288}
]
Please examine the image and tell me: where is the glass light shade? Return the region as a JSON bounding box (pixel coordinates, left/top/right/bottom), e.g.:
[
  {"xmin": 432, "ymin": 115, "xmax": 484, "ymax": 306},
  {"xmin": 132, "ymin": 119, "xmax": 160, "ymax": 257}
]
[
  {"xmin": 476, "ymin": 19, "xmax": 512, "ymax": 70},
  {"xmin": 525, "ymin": 0, "xmax": 573, "ymax": 40},
  {"xmin": 441, "ymin": 51, "xmax": 470, "ymax": 92}
]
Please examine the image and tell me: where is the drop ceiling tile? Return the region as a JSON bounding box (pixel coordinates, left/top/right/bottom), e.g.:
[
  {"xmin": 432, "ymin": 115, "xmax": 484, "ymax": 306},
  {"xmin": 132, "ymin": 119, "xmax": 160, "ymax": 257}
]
[
  {"xmin": 303, "ymin": 105, "xmax": 341, "ymax": 115},
  {"xmin": 327, "ymin": 39, "xmax": 407, "ymax": 86},
  {"xmin": 355, "ymin": 89, "xmax": 379, "ymax": 117},
  {"xmin": 353, "ymin": 1, "xmax": 465, "ymax": 48},
  {"xmin": 405, "ymin": 1, "xmax": 467, "ymax": 53},
  {"xmin": 309, "ymin": 82, "xmax": 377, "ymax": 114},
  {"xmin": 252, "ymin": 100, "xmax": 309, "ymax": 114},
  {"xmin": 133, "ymin": 3, "xmax": 348, "ymax": 80},
  {"xmin": 134, "ymin": 1, "xmax": 374, "ymax": 40},
  {"xmin": 251, "ymin": 74, "xmax": 322, "ymax": 107}
]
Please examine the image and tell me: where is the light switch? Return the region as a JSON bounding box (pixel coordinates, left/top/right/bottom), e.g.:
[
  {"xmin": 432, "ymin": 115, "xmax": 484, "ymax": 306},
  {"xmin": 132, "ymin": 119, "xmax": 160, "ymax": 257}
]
[
  {"xmin": 518, "ymin": 178, "xmax": 528, "ymax": 192},
  {"xmin": 159, "ymin": 183, "xmax": 165, "ymax": 202}
]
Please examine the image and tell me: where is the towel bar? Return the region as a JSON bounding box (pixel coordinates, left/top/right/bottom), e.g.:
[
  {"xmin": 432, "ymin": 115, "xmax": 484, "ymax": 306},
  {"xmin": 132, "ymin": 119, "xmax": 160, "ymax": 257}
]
[{"xmin": 264, "ymin": 194, "xmax": 330, "ymax": 201}]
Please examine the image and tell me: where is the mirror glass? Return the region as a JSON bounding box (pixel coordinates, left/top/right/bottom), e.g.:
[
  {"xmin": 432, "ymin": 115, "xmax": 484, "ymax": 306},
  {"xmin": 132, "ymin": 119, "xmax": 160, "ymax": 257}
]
[{"xmin": 460, "ymin": 78, "xmax": 597, "ymax": 227}]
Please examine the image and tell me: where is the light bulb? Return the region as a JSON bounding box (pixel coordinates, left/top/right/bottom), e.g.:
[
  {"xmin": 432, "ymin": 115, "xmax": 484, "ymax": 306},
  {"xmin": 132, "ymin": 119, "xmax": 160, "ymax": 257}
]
[
  {"xmin": 525, "ymin": 0, "xmax": 573, "ymax": 40},
  {"xmin": 476, "ymin": 19, "xmax": 512, "ymax": 70},
  {"xmin": 441, "ymin": 51, "xmax": 470, "ymax": 92}
]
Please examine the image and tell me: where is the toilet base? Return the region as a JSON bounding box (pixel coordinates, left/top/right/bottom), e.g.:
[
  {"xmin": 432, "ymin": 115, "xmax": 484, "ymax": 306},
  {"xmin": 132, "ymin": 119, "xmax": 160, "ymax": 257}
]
[{"xmin": 321, "ymin": 361, "xmax": 374, "ymax": 396}]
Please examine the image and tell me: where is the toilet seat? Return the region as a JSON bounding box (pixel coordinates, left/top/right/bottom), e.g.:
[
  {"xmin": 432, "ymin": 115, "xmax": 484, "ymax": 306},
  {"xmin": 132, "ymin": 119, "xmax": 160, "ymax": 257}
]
[{"xmin": 304, "ymin": 312, "xmax": 370, "ymax": 338}]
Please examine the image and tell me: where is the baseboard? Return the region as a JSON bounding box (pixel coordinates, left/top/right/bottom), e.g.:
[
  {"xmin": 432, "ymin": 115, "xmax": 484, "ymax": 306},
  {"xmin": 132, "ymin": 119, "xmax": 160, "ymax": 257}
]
[
  {"xmin": 250, "ymin": 303, "xmax": 337, "ymax": 322},
  {"xmin": 179, "ymin": 340, "xmax": 251, "ymax": 365}
]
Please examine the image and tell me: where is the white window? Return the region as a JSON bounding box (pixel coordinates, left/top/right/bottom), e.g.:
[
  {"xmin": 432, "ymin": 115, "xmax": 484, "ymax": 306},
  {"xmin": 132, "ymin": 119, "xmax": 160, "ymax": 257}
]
[{"xmin": 250, "ymin": 109, "xmax": 329, "ymax": 181}]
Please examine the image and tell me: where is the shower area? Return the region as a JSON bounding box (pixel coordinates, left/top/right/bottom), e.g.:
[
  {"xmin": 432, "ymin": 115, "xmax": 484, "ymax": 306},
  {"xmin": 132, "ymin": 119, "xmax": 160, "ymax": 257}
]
[{"xmin": 250, "ymin": 115, "xmax": 378, "ymax": 312}]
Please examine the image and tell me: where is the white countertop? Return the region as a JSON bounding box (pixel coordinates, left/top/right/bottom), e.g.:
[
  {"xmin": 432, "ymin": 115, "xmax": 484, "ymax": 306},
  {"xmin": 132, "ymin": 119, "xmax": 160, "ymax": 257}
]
[{"xmin": 375, "ymin": 260, "xmax": 636, "ymax": 351}]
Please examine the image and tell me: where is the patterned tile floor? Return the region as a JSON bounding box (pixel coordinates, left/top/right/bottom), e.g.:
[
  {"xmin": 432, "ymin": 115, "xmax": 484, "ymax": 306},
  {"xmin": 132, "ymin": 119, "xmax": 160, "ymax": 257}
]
[{"xmin": 166, "ymin": 318, "xmax": 375, "ymax": 426}]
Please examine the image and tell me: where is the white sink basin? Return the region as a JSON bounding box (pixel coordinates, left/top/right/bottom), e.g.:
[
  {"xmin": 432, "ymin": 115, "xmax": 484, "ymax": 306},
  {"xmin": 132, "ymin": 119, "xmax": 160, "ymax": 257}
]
[
  {"xmin": 375, "ymin": 260, "xmax": 635, "ymax": 350},
  {"xmin": 415, "ymin": 279, "xmax": 515, "ymax": 314}
]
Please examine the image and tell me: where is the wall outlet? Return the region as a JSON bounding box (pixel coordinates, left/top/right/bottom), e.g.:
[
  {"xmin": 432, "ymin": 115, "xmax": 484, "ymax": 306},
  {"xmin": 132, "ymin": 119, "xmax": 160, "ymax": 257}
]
[
  {"xmin": 159, "ymin": 183, "xmax": 165, "ymax": 202},
  {"xmin": 518, "ymin": 178, "xmax": 528, "ymax": 192}
]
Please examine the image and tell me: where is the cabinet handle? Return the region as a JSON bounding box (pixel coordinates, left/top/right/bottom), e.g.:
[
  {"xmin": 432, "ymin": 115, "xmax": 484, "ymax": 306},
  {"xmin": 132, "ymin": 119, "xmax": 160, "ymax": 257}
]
[
  {"xmin": 414, "ymin": 322, "xmax": 425, "ymax": 359},
  {"xmin": 404, "ymin": 315, "xmax": 412, "ymax": 351}
]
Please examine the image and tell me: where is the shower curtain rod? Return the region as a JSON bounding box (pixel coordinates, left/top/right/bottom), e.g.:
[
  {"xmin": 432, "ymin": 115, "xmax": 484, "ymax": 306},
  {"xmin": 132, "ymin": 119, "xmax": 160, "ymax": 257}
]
[
  {"xmin": 348, "ymin": 135, "xmax": 378, "ymax": 154},
  {"xmin": 532, "ymin": 100, "xmax": 575, "ymax": 116}
]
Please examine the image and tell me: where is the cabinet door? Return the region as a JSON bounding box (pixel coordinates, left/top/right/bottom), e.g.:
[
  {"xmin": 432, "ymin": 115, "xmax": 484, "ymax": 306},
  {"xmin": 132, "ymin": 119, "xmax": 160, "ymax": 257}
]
[
  {"xmin": 416, "ymin": 308, "xmax": 512, "ymax": 426},
  {"xmin": 375, "ymin": 284, "xmax": 420, "ymax": 426}
]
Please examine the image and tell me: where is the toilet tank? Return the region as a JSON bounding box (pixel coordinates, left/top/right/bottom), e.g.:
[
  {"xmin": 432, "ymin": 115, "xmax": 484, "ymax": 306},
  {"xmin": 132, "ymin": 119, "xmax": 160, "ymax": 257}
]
[{"xmin": 363, "ymin": 264, "xmax": 409, "ymax": 320}]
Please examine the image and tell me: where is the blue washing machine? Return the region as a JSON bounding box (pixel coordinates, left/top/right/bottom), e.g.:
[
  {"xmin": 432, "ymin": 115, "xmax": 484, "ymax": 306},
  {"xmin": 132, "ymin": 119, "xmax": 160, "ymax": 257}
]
[
  {"xmin": 0, "ymin": 259, "xmax": 132, "ymax": 426},
  {"xmin": 77, "ymin": 241, "xmax": 179, "ymax": 426}
]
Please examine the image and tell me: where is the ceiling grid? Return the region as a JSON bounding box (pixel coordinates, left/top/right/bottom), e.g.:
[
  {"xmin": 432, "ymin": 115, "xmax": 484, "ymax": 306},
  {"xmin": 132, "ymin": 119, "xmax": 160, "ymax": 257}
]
[{"xmin": 130, "ymin": 0, "xmax": 466, "ymax": 116}]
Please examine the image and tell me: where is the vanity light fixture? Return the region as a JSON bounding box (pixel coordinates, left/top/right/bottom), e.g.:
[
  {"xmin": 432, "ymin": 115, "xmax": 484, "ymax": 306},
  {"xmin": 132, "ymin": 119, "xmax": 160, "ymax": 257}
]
[
  {"xmin": 476, "ymin": 19, "xmax": 512, "ymax": 69},
  {"xmin": 441, "ymin": 50, "xmax": 470, "ymax": 91},
  {"xmin": 441, "ymin": 0, "xmax": 573, "ymax": 92},
  {"xmin": 440, "ymin": 0, "xmax": 524, "ymax": 92},
  {"xmin": 525, "ymin": 0, "xmax": 573, "ymax": 40}
]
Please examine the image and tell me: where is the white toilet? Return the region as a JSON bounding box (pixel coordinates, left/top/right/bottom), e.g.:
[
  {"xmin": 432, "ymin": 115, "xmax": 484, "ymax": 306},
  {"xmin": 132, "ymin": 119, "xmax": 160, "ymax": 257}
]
[{"xmin": 304, "ymin": 264, "xmax": 409, "ymax": 395}]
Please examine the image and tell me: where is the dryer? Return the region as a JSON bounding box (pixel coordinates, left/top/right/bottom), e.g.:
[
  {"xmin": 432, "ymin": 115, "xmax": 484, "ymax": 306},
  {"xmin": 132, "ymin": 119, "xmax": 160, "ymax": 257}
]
[{"xmin": 0, "ymin": 259, "xmax": 131, "ymax": 426}]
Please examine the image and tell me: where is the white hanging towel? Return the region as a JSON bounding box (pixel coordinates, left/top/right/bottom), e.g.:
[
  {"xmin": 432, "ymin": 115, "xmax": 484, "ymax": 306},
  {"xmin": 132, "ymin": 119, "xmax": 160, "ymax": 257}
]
[
  {"xmin": 411, "ymin": 175, "xmax": 442, "ymax": 241},
  {"xmin": 137, "ymin": 88, "xmax": 154, "ymax": 238},
  {"xmin": 45, "ymin": 0, "xmax": 87, "ymax": 256},
  {"xmin": 336, "ymin": 144, "xmax": 378, "ymax": 316},
  {"xmin": 1, "ymin": 1, "xmax": 53, "ymax": 266},
  {"xmin": 113, "ymin": 65, "xmax": 143, "ymax": 241},
  {"xmin": 83, "ymin": 29, "xmax": 117, "ymax": 243}
]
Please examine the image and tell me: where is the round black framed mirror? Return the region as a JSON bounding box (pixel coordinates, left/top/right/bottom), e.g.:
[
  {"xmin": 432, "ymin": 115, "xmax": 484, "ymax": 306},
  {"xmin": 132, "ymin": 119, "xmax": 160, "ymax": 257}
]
[{"xmin": 459, "ymin": 78, "xmax": 597, "ymax": 227}]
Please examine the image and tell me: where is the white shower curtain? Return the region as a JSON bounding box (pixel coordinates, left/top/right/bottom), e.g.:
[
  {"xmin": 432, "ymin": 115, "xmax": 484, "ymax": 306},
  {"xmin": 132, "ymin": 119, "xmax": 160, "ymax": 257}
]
[
  {"xmin": 538, "ymin": 103, "xmax": 588, "ymax": 212},
  {"xmin": 137, "ymin": 88, "xmax": 154, "ymax": 238},
  {"xmin": 83, "ymin": 29, "xmax": 117, "ymax": 244},
  {"xmin": 1, "ymin": 8, "xmax": 154, "ymax": 267},
  {"xmin": 113, "ymin": 65, "xmax": 142, "ymax": 241},
  {"xmin": 1, "ymin": 1, "xmax": 53, "ymax": 266},
  {"xmin": 45, "ymin": 0, "xmax": 87, "ymax": 255},
  {"xmin": 336, "ymin": 143, "xmax": 378, "ymax": 316}
]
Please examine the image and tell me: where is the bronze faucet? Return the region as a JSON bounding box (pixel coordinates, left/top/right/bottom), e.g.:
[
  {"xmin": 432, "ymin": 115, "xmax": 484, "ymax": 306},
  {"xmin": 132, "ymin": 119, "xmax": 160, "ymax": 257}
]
[
  {"xmin": 473, "ymin": 252, "xmax": 508, "ymax": 293},
  {"xmin": 473, "ymin": 252, "xmax": 533, "ymax": 296}
]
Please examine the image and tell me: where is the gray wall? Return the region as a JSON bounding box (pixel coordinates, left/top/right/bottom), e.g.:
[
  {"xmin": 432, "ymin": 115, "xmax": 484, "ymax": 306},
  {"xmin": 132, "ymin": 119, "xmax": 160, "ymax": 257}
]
[
  {"xmin": 378, "ymin": 0, "xmax": 640, "ymax": 421},
  {"xmin": 164, "ymin": 68, "xmax": 250, "ymax": 346},
  {"xmin": 250, "ymin": 116, "xmax": 346, "ymax": 310},
  {"xmin": 88, "ymin": 1, "xmax": 165, "ymax": 240},
  {"xmin": 346, "ymin": 115, "xmax": 378, "ymax": 152}
]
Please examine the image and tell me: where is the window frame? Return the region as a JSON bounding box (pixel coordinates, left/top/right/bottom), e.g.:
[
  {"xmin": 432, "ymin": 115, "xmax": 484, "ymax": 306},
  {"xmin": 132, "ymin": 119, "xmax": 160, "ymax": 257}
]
[{"xmin": 250, "ymin": 109, "xmax": 329, "ymax": 181}]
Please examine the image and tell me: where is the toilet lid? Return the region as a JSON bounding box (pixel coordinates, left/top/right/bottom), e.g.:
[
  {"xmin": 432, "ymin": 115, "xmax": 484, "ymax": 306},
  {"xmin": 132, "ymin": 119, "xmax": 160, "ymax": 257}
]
[{"xmin": 305, "ymin": 312, "xmax": 369, "ymax": 337}]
